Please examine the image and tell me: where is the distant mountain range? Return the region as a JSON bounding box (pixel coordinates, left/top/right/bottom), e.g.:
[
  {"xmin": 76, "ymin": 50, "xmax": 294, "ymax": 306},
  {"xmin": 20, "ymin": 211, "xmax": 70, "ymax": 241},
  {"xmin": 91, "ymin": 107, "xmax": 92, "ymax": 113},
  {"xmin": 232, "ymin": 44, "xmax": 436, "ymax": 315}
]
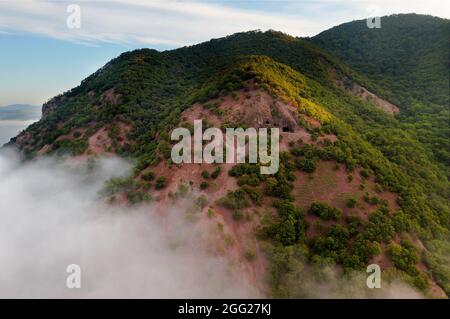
[{"xmin": 0, "ymin": 104, "xmax": 41, "ymax": 121}]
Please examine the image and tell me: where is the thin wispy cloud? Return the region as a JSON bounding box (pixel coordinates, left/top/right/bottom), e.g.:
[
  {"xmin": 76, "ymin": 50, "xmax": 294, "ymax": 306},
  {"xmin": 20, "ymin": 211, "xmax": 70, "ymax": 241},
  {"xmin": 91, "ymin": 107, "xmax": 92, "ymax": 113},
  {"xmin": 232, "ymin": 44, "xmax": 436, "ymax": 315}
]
[
  {"xmin": 0, "ymin": 0, "xmax": 322, "ymax": 47},
  {"xmin": 0, "ymin": 152, "xmax": 259, "ymax": 298},
  {"xmin": 2, "ymin": 0, "xmax": 447, "ymax": 48}
]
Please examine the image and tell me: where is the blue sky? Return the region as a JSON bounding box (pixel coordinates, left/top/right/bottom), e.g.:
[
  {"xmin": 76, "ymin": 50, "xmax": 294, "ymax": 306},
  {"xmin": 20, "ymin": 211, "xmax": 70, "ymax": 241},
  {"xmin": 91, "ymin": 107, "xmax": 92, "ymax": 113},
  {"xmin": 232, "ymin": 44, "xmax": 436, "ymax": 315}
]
[
  {"xmin": 0, "ymin": 0, "xmax": 448, "ymax": 106},
  {"xmin": 0, "ymin": 33, "xmax": 135, "ymax": 106}
]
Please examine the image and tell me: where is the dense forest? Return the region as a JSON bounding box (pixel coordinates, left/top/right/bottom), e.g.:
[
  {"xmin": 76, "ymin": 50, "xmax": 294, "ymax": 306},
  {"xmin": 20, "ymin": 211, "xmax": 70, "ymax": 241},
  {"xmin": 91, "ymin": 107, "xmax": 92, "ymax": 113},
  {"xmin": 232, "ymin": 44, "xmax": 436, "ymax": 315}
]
[
  {"xmin": 311, "ymin": 14, "xmax": 449, "ymax": 169},
  {"xmin": 5, "ymin": 14, "xmax": 449, "ymax": 297}
]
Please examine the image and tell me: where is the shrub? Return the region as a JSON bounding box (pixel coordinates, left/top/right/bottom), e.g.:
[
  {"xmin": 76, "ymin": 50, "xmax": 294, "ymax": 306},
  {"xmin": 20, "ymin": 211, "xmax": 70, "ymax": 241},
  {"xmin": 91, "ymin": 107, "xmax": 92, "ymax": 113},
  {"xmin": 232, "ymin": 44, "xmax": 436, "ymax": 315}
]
[
  {"xmin": 346, "ymin": 197, "xmax": 357, "ymax": 208},
  {"xmin": 345, "ymin": 215, "xmax": 363, "ymax": 236},
  {"xmin": 141, "ymin": 181, "xmax": 151, "ymax": 191},
  {"xmin": 272, "ymin": 200, "xmax": 306, "ymax": 245},
  {"xmin": 126, "ymin": 190, "xmax": 151, "ymax": 205},
  {"xmin": 242, "ymin": 185, "xmax": 262, "ymax": 205},
  {"xmin": 229, "ymin": 163, "xmax": 262, "ymax": 178},
  {"xmin": 53, "ymin": 138, "xmax": 88, "ymax": 155},
  {"xmin": 274, "ymin": 215, "xmax": 297, "ymax": 245},
  {"xmin": 108, "ymin": 125, "xmax": 120, "ymax": 140},
  {"xmin": 201, "ymin": 170, "xmax": 210, "ymax": 179},
  {"xmin": 392, "ymin": 211, "xmax": 413, "ymax": 232},
  {"xmin": 207, "ymin": 208, "xmax": 215, "ymax": 218},
  {"xmin": 388, "ymin": 241, "xmax": 419, "ymax": 275},
  {"xmin": 155, "ymin": 176, "xmax": 167, "ymax": 189},
  {"xmin": 211, "ymin": 166, "xmax": 222, "ymax": 179},
  {"xmin": 265, "ymin": 176, "xmax": 293, "ymax": 200},
  {"xmin": 310, "ymin": 225, "xmax": 350, "ymax": 263},
  {"xmin": 363, "ymin": 192, "xmax": 380, "ymax": 205},
  {"xmin": 141, "ymin": 171, "xmax": 155, "ymax": 181},
  {"xmin": 290, "ymin": 146, "xmax": 303, "ymax": 157},
  {"xmin": 364, "ymin": 209, "xmax": 395, "ymax": 242},
  {"xmin": 195, "ymin": 195, "xmax": 208, "ymax": 209},
  {"xmin": 295, "ymin": 158, "xmax": 316, "ymax": 173},
  {"xmin": 308, "ymin": 202, "xmax": 342, "ymax": 220},
  {"xmin": 200, "ymin": 181, "xmax": 209, "ymax": 189},
  {"xmin": 360, "ymin": 169, "xmax": 370, "ymax": 179},
  {"xmin": 218, "ymin": 189, "xmax": 249, "ymax": 210},
  {"xmin": 412, "ymin": 273, "xmax": 430, "ymax": 290},
  {"xmin": 369, "ymin": 196, "xmax": 380, "ymax": 205},
  {"xmin": 352, "ymin": 235, "xmax": 381, "ymax": 264},
  {"xmin": 100, "ymin": 177, "xmax": 135, "ymax": 196},
  {"xmin": 177, "ymin": 183, "xmax": 188, "ymax": 197},
  {"xmin": 237, "ymin": 174, "xmax": 260, "ymax": 186}
]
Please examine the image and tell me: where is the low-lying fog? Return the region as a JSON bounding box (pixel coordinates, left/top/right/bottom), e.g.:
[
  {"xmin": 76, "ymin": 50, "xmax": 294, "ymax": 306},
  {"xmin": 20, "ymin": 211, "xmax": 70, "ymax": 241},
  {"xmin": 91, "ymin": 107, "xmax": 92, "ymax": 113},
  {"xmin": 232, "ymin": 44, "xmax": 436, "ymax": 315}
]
[
  {"xmin": 0, "ymin": 150, "xmax": 425, "ymax": 299},
  {"xmin": 0, "ymin": 150, "xmax": 257, "ymax": 298}
]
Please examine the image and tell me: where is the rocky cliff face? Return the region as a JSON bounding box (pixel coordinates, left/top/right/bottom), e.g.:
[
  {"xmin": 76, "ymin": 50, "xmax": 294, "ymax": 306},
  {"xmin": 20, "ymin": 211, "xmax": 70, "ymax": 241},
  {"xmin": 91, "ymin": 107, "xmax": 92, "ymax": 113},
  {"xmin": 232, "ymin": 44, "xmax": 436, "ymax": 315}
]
[{"xmin": 339, "ymin": 77, "xmax": 400, "ymax": 115}]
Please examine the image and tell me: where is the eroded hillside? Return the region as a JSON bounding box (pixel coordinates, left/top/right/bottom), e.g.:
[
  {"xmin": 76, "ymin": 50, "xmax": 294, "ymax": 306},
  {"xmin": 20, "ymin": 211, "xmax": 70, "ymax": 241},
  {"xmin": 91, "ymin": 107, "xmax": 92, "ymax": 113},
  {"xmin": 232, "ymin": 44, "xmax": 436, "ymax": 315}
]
[{"xmin": 5, "ymin": 29, "xmax": 449, "ymax": 298}]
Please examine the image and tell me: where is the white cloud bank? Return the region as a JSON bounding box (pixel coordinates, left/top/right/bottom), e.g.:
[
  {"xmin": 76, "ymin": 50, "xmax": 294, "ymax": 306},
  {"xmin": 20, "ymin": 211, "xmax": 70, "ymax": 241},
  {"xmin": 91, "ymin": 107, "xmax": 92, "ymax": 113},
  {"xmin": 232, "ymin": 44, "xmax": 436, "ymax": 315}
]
[
  {"xmin": 0, "ymin": 0, "xmax": 448, "ymax": 47},
  {"xmin": 0, "ymin": 151, "xmax": 258, "ymax": 298}
]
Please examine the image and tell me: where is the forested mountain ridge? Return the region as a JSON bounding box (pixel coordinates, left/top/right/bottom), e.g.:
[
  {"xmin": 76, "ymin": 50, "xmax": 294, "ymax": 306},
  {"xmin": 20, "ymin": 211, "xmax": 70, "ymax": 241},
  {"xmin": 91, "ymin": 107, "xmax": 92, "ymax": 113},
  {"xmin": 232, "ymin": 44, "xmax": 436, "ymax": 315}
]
[
  {"xmin": 4, "ymin": 15, "xmax": 449, "ymax": 297},
  {"xmin": 311, "ymin": 14, "xmax": 450, "ymax": 168},
  {"xmin": 311, "ymin": 14, "xmax": 448, "ymax": 106}
]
